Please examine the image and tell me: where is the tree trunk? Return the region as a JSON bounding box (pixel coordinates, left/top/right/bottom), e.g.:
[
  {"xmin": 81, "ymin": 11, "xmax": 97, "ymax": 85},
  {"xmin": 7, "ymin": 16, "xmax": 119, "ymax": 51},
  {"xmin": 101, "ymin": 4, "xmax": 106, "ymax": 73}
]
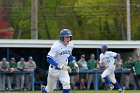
[{"xmin": 39, "ymin": 0, "xmax": 51, "ymax": 39}]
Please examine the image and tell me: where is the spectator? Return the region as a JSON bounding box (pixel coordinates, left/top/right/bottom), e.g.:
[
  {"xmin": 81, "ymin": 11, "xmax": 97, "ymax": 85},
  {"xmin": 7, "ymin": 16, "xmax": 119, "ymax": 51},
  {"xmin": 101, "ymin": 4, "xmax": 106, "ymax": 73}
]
[
  {"xmin": 25, "ymin": 56, "xmax": 36, "ymax": 91},
  {"xmin": 87, "ymin": 54, "xmax": 97, "ymax": 90},
  {"xmin": 0, "ymin": 58, "xmax": 9, "ymax": 91},
  {"xmin": 123, "ymin": 57, "xmax": 135, "ymax": 89},
  {"xmin": 133, "ymin": 54, "xmax": 140, "ymax": 89},
  {"xmin": 7, "ymin": 58, "xmax": 17, "ymax": 91},
  {"xmin": 115, "ymin": 53, "xmax": 123, "ymax": 84},
  {"xmin": 68, "ymin": 56, "xmax": 78, "ymax": 90},
  {"xmin": 78, "ymin": 55, "xmax": 88, "ymax": 90},
  {"xmin": 16, "ymin": 58, "xmax": 27, "ymax": 91}
]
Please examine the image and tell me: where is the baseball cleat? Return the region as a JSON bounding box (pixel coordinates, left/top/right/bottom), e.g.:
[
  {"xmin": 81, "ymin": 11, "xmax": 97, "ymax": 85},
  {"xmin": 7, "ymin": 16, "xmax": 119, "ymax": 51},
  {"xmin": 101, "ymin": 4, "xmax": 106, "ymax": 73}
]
[
  {"xmin": 119, "ymin": 88, "xmax": 124, "ymax": 93},
  {"xmin": 108, "ymin": 84, "xmax": 114, "ymax": 91},
  {"xmin": 41, "ymin": 85, "xmax": 47, "ymax": 93}
]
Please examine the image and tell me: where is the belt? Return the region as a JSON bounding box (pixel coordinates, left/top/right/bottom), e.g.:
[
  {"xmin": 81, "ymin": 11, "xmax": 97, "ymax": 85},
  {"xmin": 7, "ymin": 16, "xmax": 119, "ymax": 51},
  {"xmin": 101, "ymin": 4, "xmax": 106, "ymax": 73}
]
[{"xmin": 50, "ymin": 65, "xmax": 61, "ymax": 70}]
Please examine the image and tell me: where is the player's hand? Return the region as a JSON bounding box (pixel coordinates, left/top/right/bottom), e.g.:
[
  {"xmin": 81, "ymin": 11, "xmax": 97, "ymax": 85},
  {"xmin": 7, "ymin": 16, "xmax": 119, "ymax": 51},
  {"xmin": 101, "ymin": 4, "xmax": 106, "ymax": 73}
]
[
  {"xmin": 73, "ymin": 62, "xmax": 79, "ymax": 73},
  {"xmin": 96, "ymin": 60, "xmax": 100, "ymax": 64},
  {"xmin": 57, "ymin": 64, "xmax": 70, "ymax": 71},
  {"xmin": 62, "ymin": 65, "xmax": 70, "ymax": 71}
]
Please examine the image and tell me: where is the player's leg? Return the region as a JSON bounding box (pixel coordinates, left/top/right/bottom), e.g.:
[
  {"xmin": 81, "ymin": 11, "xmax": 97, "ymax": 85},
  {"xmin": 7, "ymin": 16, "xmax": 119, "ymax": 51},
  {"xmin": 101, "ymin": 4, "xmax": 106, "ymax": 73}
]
[
  {"xmin": 137, "ymin": 75, "xmax": 140, "ymax": 89},
  {"xmin": 25, "ymin": 74, "xmax": 31, "ymax": 90},
  {"xmin": 79, "ymin": 73, "xmax": 86, "ymax": 90},
  {"xmin": 2, "ymin": 74, "xmax": 6, "ymax": 91},
  {"xmin": 7, "ymin": 76, "xmax": 12, "ymax": 90},
  {"xmin": 70, "ymin": 76, "xmax": 76, "ymax": 90},
  {"xmin": 42, "ymin": 74, "xmax": 58, "ymax": 93},
  {"xmin": 59, "ymin": 71, "xmax": 70, "ymax": 93},
  {"xmin": 101, "ymin": 69, "xmax": 113, "ymax": 90},
  {"xmin": 21, "ymin": 74, "xmax": 25, "ymax": 91},
  {"xmin": 124, "ymin": 74, "xmax": 130, "ymax": 89},
  {"xmin": 87, "ymin": 74, "xmax": 93, "ymax": 90},
  {"xmin": 108, "ymin": 73, "xmax": 124, "ymax": 93},
  {"xmin": 16, "ymin": 74, "xmax": 20, "ymax": 90}
]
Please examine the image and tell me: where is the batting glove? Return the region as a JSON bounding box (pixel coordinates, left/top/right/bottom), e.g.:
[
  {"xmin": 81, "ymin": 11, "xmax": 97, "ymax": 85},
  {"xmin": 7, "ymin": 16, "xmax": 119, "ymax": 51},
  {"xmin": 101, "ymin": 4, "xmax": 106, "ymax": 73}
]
[
  {"xmin": 56, "ymin": 64, "xmax": 70, "ymax": 71},
  {"xmin": 73, "ymin": 62, "xmax": 79, "ymax": 73}
]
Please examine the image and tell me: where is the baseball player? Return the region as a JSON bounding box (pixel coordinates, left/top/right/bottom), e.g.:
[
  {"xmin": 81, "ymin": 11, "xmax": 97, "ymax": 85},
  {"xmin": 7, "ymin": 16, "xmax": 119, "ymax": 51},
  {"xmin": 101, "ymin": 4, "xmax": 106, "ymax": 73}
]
[
  {"xmin": 25, "ymin": 56, "xmax": 36, "ymax": 90},
  {"xmin": 123, "ymin": 57, "xmax": 134, "ymax": 89},
  {"xmin": 98, "ymin": 45, "xmax": 124, "ymax": 93},
  {"xmin": 16, "ymin": 58, "xmax": 27, "ymax": 91},
  {"xmin": 68, "ymin": 56, "xmax": 78, "ymax": 90},
  {"xmin": 7, "ymin": 57, "xmax": 17, "ymax": 91},
  {"xmin": 41, "ymin": 29, "xmax": 79, "ymax": 93},
  {"xmin": 87, "ymin": 54, "xmax": 97, "ymax": 89},
  {"xmin": 78, "ymin": 54, "xmax": 88, "ymax": 90},
  {"xmin": 0, "ymin": 58, "xmax": 9, "ymax": 91}
]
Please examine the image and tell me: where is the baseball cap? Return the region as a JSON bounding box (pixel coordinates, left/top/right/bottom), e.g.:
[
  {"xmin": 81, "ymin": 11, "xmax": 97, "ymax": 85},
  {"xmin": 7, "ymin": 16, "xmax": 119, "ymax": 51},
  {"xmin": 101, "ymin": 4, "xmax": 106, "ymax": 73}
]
[
  {"xmin": 136, "ymin": 54, "xmax": 140, "ymax": 57},
  {"xmin": 117, "ymin": 53, "xmax": 121, "ymax": 56},
  {"xmin": 20, "ymin": 58, "xmax": 24, "ymax": 61},
  {"xmin": 10, "ymin": 58, "xmax": 15, "ymax": 61},
  {"xmin": 90, "ymin": 54, "xmax": 95, "ymax": 57},
  {"xmin": 127, "ymin": 57, "xmax": 132, "ymax": 61},
  {"xmin": 28, "ymin": 56, "xmax": 33, "ymax": 60},
  {"xmin": 81, "ymin": 55, "xmax": 85, "ymax": 58},
  {"xmin": 2, "ymin": 58, "xmax": 7, "ymax": 61}
]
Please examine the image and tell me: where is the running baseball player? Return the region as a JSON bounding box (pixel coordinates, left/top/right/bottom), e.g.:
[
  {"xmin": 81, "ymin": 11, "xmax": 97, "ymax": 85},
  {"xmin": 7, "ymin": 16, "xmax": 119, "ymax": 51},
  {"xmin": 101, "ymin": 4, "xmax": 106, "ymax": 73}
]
[
  {"xmin": 98, "ymin": 45, "xmax": 124, "ymax": 93},
  {"xmin": 41, "ymin": 29, "xmax": 79, "ymax": 93}
]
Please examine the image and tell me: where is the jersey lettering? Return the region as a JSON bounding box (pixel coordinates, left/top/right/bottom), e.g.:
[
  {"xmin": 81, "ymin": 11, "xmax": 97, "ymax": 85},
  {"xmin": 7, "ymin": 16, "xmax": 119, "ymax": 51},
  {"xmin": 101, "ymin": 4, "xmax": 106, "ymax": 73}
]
[{"xmin": 60, "ymin": 50, "xmax": 71, "ymax": 55}]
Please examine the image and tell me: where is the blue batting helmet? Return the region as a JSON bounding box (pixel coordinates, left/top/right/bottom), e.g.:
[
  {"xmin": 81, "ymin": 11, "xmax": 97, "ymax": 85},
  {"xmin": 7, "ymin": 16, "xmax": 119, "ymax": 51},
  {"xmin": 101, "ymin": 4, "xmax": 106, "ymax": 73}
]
[
  {"xmin": 60, "ymin": 29, "xmax": 72, "ymax": 41},
  {"xmin": 100, "ymin": 45, "xmax": 108, "ymax": 52}
]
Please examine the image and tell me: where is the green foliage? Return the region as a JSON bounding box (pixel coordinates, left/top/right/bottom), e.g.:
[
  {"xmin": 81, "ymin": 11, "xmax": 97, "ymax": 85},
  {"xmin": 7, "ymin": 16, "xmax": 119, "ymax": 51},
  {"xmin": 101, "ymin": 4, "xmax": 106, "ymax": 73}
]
[{"xmin": 1, "ymin": 0, "xmax": 140, "ymax": 40}]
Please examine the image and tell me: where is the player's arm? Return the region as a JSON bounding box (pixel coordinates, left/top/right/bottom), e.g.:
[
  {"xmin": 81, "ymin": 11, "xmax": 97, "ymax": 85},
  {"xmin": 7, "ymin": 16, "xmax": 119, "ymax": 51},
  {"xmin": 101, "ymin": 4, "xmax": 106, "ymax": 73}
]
[
  {"xmin": 47, "ymin": 47, "xmax": 67, "ymax": 70},
  {"xmin": 47, "ymin": 46, "xmax": 58, "ymax": 66},
  {"xmin": 108, "ymin": 51, "xmax": 118, "ymax": 57},
  {"xmin": 47, "ymin": 56, "xmax": 70, "ymax": 70},
  {"xmin": 68, "ymin": 55, "xmax": 79, "ymax": 72},
  {"xmin": 47, "ymin": 56, "xmax": 58, "ymax": 66}
]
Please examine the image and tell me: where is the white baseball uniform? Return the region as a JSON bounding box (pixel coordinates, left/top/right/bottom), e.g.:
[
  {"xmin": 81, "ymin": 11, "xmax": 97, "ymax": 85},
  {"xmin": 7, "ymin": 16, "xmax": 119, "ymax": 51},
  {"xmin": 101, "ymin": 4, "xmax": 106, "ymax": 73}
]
[
  {"xmin": 47, "ymin": 40, "xmax": 73, "ymax": 92},
  {"xmin": 99, "ymin": 51, "xmax": 117, "ymax": 83}
]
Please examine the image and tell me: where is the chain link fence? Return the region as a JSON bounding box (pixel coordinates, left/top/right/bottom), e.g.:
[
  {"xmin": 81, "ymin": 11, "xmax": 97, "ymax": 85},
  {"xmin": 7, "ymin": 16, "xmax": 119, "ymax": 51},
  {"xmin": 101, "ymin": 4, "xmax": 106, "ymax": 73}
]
[{"xmin": 0, "ymin": 0, "xmax": 140, "ymax": 39}]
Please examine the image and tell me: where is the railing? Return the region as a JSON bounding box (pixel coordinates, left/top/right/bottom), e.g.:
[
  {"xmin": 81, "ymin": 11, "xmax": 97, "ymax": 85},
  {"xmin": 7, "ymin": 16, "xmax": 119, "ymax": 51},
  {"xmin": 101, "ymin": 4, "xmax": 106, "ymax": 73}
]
[
  {"xmin": 79, "ymin": 69, "xmax": 130, "ymax": 90},
  {"xmin": 0, "ymin": 70, "xmax": 130, "ymax": 91},
  {"xmin": 0, "ymin": 71, "xmax": 34, "ymax": 91}
]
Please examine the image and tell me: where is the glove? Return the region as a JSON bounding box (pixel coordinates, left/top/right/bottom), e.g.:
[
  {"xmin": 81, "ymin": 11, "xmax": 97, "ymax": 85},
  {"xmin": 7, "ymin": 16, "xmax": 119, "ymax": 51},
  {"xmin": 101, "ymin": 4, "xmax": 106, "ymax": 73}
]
[
  {"xmin": 56, "ymin": 64, "xmax": 70, "ymax": 71},
  {"xmin": 62, "ymin": 65, "xmax": 70, "ymax": 71},
  {"xmin": 73, "ymin": 62, "xmax": 79, "ymax": 73}
]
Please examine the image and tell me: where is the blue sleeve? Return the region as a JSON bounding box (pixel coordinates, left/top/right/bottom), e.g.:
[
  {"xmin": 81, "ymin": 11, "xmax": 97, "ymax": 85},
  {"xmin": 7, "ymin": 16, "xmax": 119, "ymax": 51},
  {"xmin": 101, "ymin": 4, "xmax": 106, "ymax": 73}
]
[
  {"xmin": 68, "ymin": 55, "xmax": 74, "ymax": 62},
  {"xmin": 47, "ymin": 56, "xmax": 58, "ymax": 66}
]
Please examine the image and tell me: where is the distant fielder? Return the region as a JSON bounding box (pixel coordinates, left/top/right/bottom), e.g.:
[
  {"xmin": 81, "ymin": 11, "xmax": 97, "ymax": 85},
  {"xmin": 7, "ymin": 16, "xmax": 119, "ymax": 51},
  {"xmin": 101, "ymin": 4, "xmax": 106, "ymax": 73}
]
[
  {"xmin": 41, "ymin": 29, "xmax": 79, "ymax": 93},
  {"xmin": 98, "ymin": 45, "xmax": 124, "ymax": 93}
]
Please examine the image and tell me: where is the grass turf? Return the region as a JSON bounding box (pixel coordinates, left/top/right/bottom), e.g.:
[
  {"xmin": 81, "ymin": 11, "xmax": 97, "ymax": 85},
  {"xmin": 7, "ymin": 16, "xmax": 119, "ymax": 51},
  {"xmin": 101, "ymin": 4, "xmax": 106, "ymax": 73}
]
[{"xmin": 0, "ymin": 90, "xmax": 140, "ymax": 93}]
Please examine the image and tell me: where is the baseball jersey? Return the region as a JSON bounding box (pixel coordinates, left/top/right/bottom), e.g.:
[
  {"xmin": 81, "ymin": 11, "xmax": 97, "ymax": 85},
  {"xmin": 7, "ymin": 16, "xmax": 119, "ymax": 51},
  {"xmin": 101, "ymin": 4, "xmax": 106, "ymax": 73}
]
[
  {"xmin": 9, "ymin": 62, "xmax": 17, "ymax": 68},
  {"xmin": 134, "ymin": 60, "xmax": 140, "ymax": 74},
  {"xmin": 48, "ymin": 40, "xmax": 73, "ymax": 66},
  {"xmin": 17, "ymin": 61, "xmax": 27, "ymax": 70},
  {"xmin": 0, "ymin": 62, "xmax": 9, "ymax": 70},
  {"xmin": 87, "ymin": 60, "xmax": 97, "ymax": 70},
  {"xmin": 124, "ymin": 62, "xmax": 135, "ymax": 69},
  {"xmin": 68, "ymin": 62, "xmax": 76, "ymax": 72},
  {"xmin": 99, "ymin": 51, "xmax": 117, "ymax": 68},
  {"xmin": 115, "ymin": 59, "xmax": 123, "ymax": 69},
  {"xmin": 26, "ymin": 61, "xmax": 36, "ymax": 71},
  {"xmin": 78, "ymin": 60, "xmax": 88, "ymax": 70}
]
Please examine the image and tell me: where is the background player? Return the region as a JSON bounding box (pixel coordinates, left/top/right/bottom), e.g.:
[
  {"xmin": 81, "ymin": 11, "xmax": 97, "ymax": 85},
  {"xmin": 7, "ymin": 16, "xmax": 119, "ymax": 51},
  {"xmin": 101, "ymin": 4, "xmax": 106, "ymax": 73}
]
[
  {"xmin": 42, "ymin": 29, "xmax": 79, "ymax": 93},
  {"xmin": 98, "ymin": 45, "xmax": 124, "ymax": 93}
]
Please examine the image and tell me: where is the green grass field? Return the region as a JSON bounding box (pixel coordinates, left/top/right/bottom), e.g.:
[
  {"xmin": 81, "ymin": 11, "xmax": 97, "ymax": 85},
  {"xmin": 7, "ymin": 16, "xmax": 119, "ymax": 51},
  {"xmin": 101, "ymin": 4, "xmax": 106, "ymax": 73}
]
[{"xmin": 0, "ymin": 90, "xmax": 140, "ymax": 93}]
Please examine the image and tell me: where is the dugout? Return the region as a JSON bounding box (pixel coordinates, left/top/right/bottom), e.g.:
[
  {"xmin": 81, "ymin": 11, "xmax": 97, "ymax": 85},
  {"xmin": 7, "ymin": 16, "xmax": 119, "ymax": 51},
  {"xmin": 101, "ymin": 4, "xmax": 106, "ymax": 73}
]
[{"xmin": 0, "ymin": 40, "xmax": 140, "ymax": 87}]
